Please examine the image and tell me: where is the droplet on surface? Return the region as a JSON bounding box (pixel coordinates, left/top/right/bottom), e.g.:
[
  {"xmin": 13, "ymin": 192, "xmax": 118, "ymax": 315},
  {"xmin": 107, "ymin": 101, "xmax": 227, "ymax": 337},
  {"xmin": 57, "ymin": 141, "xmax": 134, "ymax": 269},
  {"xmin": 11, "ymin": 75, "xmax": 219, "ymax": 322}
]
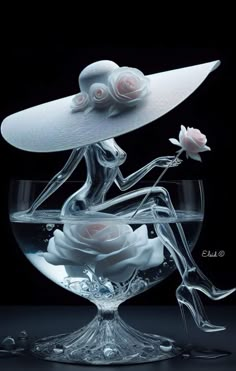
[
  {"xmin": 160, "ymin": 341, "xmax": 173, "ymax": 352},
  {"xmin": 1, "ymin": 336, "xmax": 16, "ymax": 350}
]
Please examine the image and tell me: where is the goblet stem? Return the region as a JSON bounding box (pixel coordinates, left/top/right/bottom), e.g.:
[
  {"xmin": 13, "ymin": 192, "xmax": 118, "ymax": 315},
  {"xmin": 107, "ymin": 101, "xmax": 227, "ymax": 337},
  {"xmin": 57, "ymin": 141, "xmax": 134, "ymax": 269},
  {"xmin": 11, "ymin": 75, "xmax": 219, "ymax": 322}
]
[{"xmin": 31, "ymin": 304, "xmax": 182, "ymax": 365}]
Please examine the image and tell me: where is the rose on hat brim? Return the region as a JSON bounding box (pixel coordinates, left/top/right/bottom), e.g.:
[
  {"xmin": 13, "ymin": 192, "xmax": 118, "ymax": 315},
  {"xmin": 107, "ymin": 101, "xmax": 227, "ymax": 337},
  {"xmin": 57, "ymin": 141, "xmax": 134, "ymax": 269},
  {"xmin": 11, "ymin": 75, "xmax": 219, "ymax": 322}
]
[{"xmin": 1, "ymin": 60, "xmax": 220, "ymax": 152}]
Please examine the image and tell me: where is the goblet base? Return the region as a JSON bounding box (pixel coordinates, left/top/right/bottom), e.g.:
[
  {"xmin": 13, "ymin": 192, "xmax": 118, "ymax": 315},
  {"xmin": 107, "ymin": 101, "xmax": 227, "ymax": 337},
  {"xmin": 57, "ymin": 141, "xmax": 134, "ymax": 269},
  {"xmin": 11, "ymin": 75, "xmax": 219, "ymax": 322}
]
[{"xmin": 31, "ymin": 310, "xmax": 182, "ymax": 365}]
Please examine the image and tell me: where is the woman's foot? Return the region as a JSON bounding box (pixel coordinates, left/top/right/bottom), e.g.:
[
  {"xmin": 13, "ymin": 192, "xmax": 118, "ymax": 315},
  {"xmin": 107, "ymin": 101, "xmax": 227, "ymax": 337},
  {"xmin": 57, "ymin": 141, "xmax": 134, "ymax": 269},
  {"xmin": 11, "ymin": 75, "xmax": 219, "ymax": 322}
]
[
  {"xmin": 176, "ymin": 285, "xmax": 225, "ymax": 332},
  {"xmin": 183, "ymin": 268, "xmax": 236, "ymax": 301}
]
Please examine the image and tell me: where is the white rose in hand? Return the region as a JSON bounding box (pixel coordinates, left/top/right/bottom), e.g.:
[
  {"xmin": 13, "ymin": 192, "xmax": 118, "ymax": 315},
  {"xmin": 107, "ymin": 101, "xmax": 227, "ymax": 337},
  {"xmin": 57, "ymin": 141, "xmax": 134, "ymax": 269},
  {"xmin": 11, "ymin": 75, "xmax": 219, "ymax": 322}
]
[
  {"xmin": 169, "ymin": 125, "xmax": 211, "ymax": 161},
  {"xmin": 43, "ymin": 220, "xmax": 164, "ymax": 283}
]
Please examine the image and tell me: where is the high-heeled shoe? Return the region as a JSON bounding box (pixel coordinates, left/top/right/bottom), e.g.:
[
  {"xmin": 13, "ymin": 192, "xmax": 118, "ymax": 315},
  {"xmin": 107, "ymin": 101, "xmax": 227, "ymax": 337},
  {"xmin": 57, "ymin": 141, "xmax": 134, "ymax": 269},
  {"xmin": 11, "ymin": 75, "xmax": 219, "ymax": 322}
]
[
  {"xmin": 176, "ymin": 285, "xmax": 225, "ymax": 332},
  {"xmin": 183, "ymin": 268, "xmax": 236, "ymax": 301},
  {"xmin": 154, "ymin": 220, "xmax": 236, "ymax": 302}
]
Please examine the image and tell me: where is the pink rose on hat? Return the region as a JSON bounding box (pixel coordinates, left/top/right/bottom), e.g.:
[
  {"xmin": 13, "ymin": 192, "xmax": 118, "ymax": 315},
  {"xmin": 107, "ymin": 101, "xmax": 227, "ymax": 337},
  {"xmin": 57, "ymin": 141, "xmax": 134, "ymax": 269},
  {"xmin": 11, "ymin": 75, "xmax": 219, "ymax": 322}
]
[
  {"xmin": 89, "ymin": 83, "xmax": 112, "ymax": 109},
  {"xmin": 71, "ymin": 92, "xmax": 90, "ymax": 112},
  {"xmin": 108, "ymin": 67, "xmax": 150, "ymax": 106}
]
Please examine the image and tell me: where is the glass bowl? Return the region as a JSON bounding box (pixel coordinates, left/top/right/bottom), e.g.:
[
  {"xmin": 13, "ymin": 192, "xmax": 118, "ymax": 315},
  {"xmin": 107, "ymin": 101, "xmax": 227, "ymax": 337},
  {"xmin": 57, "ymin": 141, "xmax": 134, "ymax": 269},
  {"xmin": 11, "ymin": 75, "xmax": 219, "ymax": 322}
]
[{"xmin": 10, "ymin": 179, "xmax": 204, "ymax": 365}]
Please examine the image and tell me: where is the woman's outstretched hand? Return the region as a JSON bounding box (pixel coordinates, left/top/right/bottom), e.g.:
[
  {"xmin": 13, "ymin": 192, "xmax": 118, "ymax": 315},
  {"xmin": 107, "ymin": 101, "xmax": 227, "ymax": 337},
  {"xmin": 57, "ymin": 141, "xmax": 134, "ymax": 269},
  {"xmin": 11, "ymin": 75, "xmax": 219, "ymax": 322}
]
[{"xmin": 155, "ymin": 156, "xmax": 182, "ymax": 168}]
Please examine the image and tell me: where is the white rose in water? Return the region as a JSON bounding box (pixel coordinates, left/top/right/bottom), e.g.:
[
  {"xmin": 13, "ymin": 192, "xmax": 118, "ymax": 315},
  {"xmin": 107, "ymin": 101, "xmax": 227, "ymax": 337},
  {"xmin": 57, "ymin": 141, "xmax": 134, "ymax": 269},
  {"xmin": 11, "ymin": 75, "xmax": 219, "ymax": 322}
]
[{"xmin": 43, "ymin": 222, "xmax": 164, "ymax": 283}]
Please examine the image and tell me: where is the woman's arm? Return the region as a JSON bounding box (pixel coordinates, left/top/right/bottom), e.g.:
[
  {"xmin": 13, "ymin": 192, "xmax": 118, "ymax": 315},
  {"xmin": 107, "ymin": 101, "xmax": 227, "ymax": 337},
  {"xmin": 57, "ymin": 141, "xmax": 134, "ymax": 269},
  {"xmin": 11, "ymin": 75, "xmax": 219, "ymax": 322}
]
[
  {"xmin": 114, "ymin": 156, "xmax": 182, "ymax": 191},
  {"xmin": 26, "ymin": 147, "xmax": 87, "ymax": 214}
]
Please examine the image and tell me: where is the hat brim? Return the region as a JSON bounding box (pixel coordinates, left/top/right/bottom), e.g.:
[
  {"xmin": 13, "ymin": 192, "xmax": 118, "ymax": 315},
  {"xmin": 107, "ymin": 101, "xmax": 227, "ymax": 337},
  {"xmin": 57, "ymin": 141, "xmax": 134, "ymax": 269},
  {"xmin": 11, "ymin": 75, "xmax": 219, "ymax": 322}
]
[{"xmin": 1, "ymin": 60, "xmax": 220, "ymax": 152}]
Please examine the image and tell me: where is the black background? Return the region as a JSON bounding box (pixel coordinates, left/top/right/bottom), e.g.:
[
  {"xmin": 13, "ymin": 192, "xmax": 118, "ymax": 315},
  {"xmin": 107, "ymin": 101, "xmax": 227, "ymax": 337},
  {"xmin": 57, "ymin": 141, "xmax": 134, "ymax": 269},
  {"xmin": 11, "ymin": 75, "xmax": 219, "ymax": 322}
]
[{"xmin": 0, "ymin": 47, "xmax": 235, "ymax": 306}]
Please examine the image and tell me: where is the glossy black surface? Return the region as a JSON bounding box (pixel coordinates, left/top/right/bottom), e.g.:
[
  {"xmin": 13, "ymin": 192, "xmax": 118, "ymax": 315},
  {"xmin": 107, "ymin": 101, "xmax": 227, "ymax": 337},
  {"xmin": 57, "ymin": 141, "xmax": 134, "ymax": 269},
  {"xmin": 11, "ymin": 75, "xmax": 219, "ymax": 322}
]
[{"xmin": 0, "ymin": 305, "xmax": 235, "ymax": 370}]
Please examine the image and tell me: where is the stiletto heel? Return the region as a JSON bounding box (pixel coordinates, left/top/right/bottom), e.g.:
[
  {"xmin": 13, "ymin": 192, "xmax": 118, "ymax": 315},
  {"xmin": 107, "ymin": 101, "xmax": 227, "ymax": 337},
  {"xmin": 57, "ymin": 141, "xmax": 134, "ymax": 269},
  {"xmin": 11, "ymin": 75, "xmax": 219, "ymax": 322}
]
[
  {"xmin": 183, "ymin": 268, "xmax": 236, "ymax": 301},
  {"xmin": 178, "ymin": 299, "xmax": 189, "ymax": 339},
  {"xmin": 176, "ymin": 285, "xmax": 225, "ymax": 332},
  {"xmin": 154, "ymin": 220, "xmax": 236, "ymax": 302}
]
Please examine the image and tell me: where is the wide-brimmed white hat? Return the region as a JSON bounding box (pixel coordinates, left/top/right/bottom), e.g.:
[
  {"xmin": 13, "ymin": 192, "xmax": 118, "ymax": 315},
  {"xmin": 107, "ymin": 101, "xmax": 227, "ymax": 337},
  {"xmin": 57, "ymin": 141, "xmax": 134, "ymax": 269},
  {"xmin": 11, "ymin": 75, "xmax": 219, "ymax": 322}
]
[{"xmin": 1, "ymin": 59, "xmax": 220, "ymax": 152}]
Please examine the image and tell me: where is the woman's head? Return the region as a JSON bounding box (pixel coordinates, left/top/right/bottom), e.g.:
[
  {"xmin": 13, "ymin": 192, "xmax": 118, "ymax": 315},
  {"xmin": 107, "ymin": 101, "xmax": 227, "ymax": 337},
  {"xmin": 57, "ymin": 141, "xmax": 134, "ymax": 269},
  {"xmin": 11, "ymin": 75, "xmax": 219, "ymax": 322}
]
[{"xmin": 96, "ymin": 138, "xmax": 127, "ymax": 167}]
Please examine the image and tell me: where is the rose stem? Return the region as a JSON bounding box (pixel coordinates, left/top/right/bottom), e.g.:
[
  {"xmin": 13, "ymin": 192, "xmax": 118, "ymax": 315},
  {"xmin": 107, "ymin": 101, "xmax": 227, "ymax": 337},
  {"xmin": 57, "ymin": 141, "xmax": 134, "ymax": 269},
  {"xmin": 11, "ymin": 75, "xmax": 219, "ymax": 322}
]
[{"xmin": 130, "ymin": 149, "xmax": 184, "ymax": 219}]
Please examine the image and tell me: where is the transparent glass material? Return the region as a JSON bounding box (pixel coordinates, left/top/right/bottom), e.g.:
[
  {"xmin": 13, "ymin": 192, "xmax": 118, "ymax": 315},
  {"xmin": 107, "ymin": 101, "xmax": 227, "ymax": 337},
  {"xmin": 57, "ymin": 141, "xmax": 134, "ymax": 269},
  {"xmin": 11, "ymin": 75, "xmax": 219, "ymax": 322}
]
[{"xmin": 10, "ymin": 180, "xmax": 205, "ymax": 365}]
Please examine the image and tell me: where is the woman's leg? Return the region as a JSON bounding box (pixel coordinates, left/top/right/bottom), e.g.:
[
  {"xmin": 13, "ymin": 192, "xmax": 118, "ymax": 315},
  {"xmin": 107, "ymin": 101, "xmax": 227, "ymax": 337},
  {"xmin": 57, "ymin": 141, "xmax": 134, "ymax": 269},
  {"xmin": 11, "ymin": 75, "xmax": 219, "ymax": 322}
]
[
  {"xmin": 89, "ymin": 186, "xmax": 235, "ymax": 301},
  {"xmin": 155, "ymin": 221, "xmax": 225, "ymax": 332},
  {"xmin": 153, "ymin": 208, "xmax": 235, "ymax": 301}
]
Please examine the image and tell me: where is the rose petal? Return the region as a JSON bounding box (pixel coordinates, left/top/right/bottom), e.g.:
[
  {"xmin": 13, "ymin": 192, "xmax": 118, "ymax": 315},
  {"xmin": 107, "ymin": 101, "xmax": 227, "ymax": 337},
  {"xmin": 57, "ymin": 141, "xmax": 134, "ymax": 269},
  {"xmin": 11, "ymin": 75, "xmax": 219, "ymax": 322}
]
[
  {"xmin": 53, "ymin": 227, "xmax": 99, "ymax": 261},
  {"xmin": 133, "ymin": 225, "xmax": 149, "ymax": 245},
  {"xmin": 142, "ymin": 238, "xmax": 164, "ymax": 269},
  {"xmin": 181, "ymin": 135, "xmax": 200, "ymax": 153},
  {"xmin": 186, "ymin": 127, "xmax": 207, "ymax": 146},
  {"xmin": 47, "ymin": 236, "xmax": 63, "ymax": 257},
  {"xmin": 179, "ymin": 125, "xmax": 187, "ymax": 143},
  {"xmin": 62, "ymin": 226, "xmax": 93, "ymax": 251},
  {"xmin": 186, "ymin": 131, "xmax": 206, "ymax": 147},
  {"xmin": 197, "ymin": 145, "xmax": 211, "ymax": 152},
  {"xmin": 43, "ymin": 252, "xmax": 68, "ymax": 265},
  {"xmin": 44, "ymin": 238, "xmax": 73, "ymax": 265},
  {"xmin": 180, "ymin": 125, "xmax": 187, "ymax": 133}
]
